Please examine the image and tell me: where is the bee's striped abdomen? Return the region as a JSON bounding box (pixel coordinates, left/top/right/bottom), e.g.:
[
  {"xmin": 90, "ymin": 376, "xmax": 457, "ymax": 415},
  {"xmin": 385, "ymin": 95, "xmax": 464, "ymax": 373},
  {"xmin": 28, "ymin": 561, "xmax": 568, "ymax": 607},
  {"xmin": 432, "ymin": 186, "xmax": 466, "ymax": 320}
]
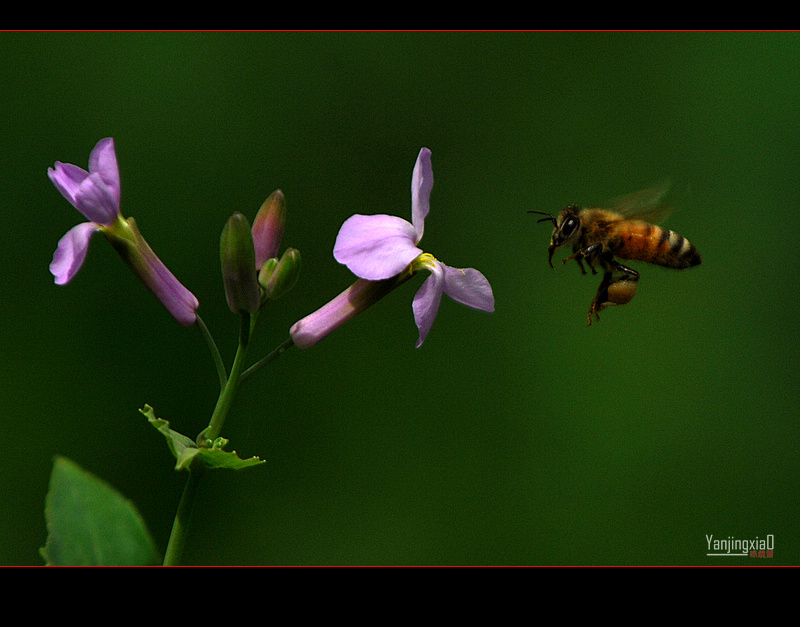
[{"xmin": 611, "ymin": 221, "xmax": 701, "ymax": 269}]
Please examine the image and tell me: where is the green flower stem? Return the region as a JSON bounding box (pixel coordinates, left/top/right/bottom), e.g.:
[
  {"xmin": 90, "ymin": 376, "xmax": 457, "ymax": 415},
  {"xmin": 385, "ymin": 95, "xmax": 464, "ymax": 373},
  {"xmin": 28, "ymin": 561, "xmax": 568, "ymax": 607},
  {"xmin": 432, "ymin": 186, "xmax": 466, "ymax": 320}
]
[
  {"xmin": 196, "ymin": 313, "xmax": 227, "ymax": 389},
  {"xmin": 163, "ymin": 464, "xmax": 203, "ymax": 566},
  {"xmin": 205, "ymin": 312, "xmax": 253, "ymax": 442},
  {"xmin": 240, "ymin": 336, "xmax": 294, "ymax": 384},
  {"xmin": 163, "ymin": 312, "xmax": 253, "ymax": 565},
  {"xmin": 163, "ymin": 312, "xmax": 298, "ymax": 564}
]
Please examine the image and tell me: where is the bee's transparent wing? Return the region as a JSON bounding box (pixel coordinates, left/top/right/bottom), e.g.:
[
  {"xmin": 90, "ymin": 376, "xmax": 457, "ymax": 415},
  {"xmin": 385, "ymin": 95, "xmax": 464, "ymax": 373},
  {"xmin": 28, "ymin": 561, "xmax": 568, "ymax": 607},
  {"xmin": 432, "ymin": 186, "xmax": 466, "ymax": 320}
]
[{"xmin": 605, "ymin": 179, "xmax": 674, "ymax": 223}]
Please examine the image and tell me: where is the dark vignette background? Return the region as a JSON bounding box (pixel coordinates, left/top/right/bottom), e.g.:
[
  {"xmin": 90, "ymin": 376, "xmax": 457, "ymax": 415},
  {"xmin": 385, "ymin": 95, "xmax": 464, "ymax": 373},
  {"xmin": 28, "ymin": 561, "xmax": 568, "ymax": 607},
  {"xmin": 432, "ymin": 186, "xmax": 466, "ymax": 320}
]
[{"xmin": 1, "ymin": 31, "xmax": 797, "ymax": 565}]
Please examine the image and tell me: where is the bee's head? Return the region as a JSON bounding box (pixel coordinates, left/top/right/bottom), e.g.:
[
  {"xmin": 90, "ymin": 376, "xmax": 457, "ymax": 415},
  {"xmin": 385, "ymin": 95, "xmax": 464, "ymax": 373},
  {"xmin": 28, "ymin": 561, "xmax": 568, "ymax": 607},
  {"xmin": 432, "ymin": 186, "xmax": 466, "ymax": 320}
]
[{"xmin": 529, "ymin": 205, "xmax": 581, "ymax": 268}]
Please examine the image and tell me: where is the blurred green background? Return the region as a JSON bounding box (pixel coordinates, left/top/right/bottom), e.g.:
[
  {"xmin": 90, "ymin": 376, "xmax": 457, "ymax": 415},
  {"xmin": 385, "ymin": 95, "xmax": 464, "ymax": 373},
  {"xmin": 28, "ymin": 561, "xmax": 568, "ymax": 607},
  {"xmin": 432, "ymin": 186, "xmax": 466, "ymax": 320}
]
[{"xmin": 1, "ymin": 31, "xmax": 797, "ymax": 565}]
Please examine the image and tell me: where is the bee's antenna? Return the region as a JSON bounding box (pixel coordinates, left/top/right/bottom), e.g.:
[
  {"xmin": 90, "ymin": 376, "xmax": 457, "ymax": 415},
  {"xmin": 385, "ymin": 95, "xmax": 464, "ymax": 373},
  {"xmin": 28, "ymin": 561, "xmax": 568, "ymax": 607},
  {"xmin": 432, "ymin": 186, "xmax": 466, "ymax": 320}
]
[{"xmin": 528, "ymin": 210, "xmax": 557, "ymax": 226}]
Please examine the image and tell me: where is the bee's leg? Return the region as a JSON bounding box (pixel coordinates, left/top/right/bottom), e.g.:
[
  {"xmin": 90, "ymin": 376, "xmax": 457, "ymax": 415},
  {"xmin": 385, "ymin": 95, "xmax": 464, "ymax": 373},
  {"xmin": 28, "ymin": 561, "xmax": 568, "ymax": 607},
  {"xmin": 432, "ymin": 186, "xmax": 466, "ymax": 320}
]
[
  {"xmin": 587, "ymin": 271, "xmax": 613, "ymax": 325},
  {"xmin": 587, "ymin": 262, "xmax": 641, "ymax": 326},
  {"xmin": 564, "ymin": 243, "xmax": 603, "ymax": 275},
  {"xmin": 562, "ymin": 250, "xmax": 588, "ymax": 274},
  {"xmin": 611, "ymin": 260, "xmax": 639, "ymax": 280}
]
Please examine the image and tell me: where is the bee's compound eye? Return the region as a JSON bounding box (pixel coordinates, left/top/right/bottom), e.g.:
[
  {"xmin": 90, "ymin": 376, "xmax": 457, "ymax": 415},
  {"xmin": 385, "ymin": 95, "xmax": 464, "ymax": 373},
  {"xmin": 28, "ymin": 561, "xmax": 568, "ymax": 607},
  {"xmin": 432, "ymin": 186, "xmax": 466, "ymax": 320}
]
[{"xmin": 561, "ymin": 217, "xmax": 578, "ymax": 237}]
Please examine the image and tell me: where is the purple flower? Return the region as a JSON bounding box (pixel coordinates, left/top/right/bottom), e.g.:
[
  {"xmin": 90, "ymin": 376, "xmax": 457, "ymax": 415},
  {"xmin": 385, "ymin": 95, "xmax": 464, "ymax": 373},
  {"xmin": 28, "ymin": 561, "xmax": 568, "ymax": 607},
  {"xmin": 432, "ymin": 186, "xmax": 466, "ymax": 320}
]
[
  {"xmin": 48, "ymin": 138, "xmax": 121, "ymax": 285},
  {"xmin": 291, "ymin": 148, "xmax": 494, "ymax": 348},
  {"xmin": 48, "ymin": 138, "xmax": 199, "ymax": 326}
]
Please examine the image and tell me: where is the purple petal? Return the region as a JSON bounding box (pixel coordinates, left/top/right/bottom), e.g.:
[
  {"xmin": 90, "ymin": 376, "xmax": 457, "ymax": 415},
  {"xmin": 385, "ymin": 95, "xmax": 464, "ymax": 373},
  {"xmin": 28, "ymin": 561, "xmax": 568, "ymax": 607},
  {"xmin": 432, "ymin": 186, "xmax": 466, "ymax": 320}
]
[
  {"xmin": 412, "ymin": 263, "xmax": 445, "ymax": 348},
  {"xmin": 334, "ymin": 214, "xmax": 422, "ymax": 280},
  {"xmin": 48, "ymin": 138, "xmax": 120, "ymax": 226},
  {"xmin": 441, "ymin": 264, "xmax": 495, "ymax": 312},
  {"xmin": 88, "ymin": 138, "xmax": 121, "ymax": 208},
  {"xmin": 411, "ymin": 261, "xmax": 495, "ymax": 347},
  {"xmin": 70, "ymin": 172, "xmax": 120, "ymax": 225},
  {"xmin": 411, "ymin": 148, "xmax": 433, "ymax": 244},
  {"xmin": 50, "ymin": 222, "xmax": 100, "ymax": 285},
  {"xmin": 48, "ymin": 162, "xmax": 89, "ymax": 205}
]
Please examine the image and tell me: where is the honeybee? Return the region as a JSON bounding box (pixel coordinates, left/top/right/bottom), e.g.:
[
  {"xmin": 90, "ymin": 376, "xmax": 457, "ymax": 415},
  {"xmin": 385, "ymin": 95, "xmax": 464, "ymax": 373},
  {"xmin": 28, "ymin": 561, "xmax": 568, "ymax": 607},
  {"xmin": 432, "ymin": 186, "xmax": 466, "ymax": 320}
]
[{"xmin": 530, "ymin": 182, "xmax": 701, "ymax": 325}]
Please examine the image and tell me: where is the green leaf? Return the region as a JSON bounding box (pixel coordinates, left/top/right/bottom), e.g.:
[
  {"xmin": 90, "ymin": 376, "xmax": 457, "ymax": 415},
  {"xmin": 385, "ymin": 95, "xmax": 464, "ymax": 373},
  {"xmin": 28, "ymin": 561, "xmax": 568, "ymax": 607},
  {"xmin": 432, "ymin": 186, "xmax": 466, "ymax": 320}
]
[
  {"xmin": 140, "ymin": 405, "xmax": 199, "ymax": 471},
  {"xmin": 40, "ymin": 456, "xmax": 160, "ymax": 566},
  {"xmin": 195, "ymin": 436, "xmax": 266, "ymax": 470},
  {"xmin": 141, "ymin": 405, "xmax": 265, "ymax": 471}
]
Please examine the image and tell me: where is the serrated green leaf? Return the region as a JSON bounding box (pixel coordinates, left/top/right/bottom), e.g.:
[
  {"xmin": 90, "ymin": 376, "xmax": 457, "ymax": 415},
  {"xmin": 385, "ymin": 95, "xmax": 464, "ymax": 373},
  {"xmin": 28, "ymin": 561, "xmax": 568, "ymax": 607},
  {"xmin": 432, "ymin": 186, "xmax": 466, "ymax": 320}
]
[
  {"xmin": 141, "ymin": 405, "xmax": 265, "ymax": 471},
  {"xmin": 141, "ymin": 404, "xmax": 200, "ymax": 471},
  {"xmin": 197, "ymin": 437, "xmax": 266, "ymax": 470},
  {"xmin": 40, "ymin": 456, "xmax": 160, "ymax": 566}
]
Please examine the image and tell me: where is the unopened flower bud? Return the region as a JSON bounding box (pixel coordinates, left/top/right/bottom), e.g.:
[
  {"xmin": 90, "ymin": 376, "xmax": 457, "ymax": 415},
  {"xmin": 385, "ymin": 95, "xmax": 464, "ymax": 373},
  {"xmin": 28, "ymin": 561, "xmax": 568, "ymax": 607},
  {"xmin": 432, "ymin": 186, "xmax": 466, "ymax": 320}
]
[
  {"xmin": 252, "ymin": 190, "xmax": 286, "ymax": 269},
  {"xmin": 259, "ymin": 248, "xmax": 301, "ymax": 300},
  {"xmin": 257, "ymin": 257, "xmax": 279, "ymax": 289},
  {"xmin": 220, "ymin": 212, "xmax": 260, "ymax": 314}
]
